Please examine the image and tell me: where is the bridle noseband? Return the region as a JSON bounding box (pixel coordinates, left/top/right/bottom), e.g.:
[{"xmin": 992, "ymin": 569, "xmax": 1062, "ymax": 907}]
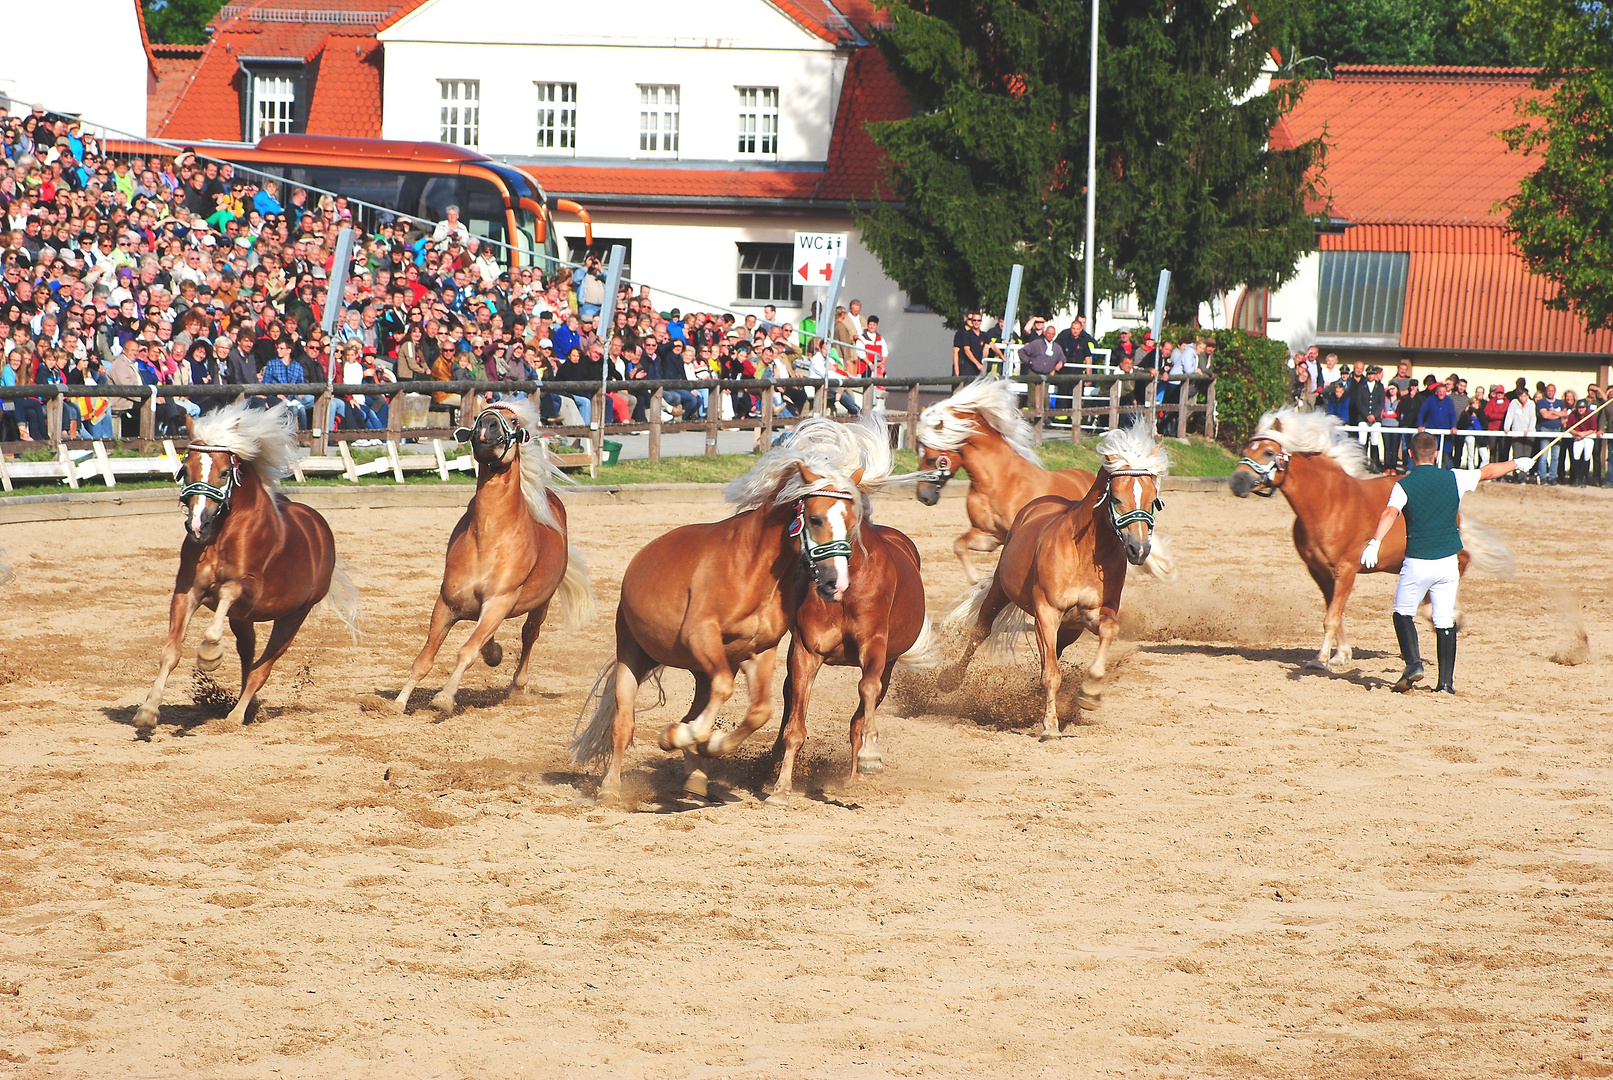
[
  {"xmin": 790, "ymin": 489, "xmax": 858, "ymax": 564},
  {"xmin": 1236, "ymin": 438, "xmax": 1289, "ymax": 497},
  {"xmin": 1100, "ymin": 468, "xmax": 1165, "ymax": 534},
  {"xmin": 914, "ymin": 450, "xmax": 954, "ymax": 486},
  {"xmin": 455, "ymin": 408, "xmax": 531, "ymax": 452},
  {"xmin": 177, "ymin": 444, "xmax": 241, "ymax": 514}
]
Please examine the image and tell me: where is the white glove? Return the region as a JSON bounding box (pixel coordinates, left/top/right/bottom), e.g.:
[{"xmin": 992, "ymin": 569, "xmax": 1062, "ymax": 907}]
[
  {"xmin": 1360, "ymin": 538, "xmax": 1380, "ymax": 569},
  {"xmin": 1513, "ymin": 455, "xmax": 1535, "ymax": 474}
]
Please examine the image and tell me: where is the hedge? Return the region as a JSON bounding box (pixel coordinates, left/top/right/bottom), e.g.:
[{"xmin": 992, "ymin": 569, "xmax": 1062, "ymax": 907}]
[{"xmin": 1098, "ymin": 326, "xmax": 1290, "ymax": 446}]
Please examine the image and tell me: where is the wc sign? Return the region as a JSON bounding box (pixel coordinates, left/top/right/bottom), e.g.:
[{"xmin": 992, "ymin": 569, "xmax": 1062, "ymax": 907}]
[{"xmin": 793, "ymin": 232, "xmax": 848, "ymax": 286}]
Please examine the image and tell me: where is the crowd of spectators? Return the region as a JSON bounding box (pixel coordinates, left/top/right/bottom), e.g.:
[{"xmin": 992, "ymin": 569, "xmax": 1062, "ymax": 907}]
[
  {"xmin": 0, "ymin": 102, "xmax": 893, "ymax": 451},
  {"xmin": 1288, "ymin": 345, "xmax": 1611, "ymax": 486}
]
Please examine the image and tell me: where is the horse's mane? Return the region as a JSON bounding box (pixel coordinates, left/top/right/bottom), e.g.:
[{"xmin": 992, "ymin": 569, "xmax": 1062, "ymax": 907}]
[
  {"xmin": 1098, "ymin": 422, "xmax": 1170, "ymax": 476},
  {"xmin": 479, "ymin": 398, "xmax": 559, "ymax": 530},
  {"xmin": 1254, "ymin": 408, "xmax": 1369, "ymax": 478},
  {"xmin": 917, "ymin": 376, "xmax": 1040, "ymax": 464},
  {"xmin": 725, "ymin": 413, "xmax": 892, "ymax": 521},
  {"xmin": 191, "ymin": 401, "xmax": 302, "ymax": 492}
]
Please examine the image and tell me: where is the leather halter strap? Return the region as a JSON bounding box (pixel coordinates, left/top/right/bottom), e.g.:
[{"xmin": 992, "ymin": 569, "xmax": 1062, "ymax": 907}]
[
  {"xmin": 177, "ymin": 444, "xmax": 241, "ymax": 507},
  {"xmin": 1099, "ymin": 468, "xmax": 1164, "ymax": 532},
  {"xmin": 914, "ymin": 450, "xmax": 954, "ymax": 485},
  {"xmin": 791, "ymin": 489, "xmax": 858, "ymax": 562},
  {"xmin": 454, "ymin": 407, "xmax": 531, "ymax": 447},
  {"xmin": 1236, "ymin": 436, "xmax": 1289, "ymax": 497}
]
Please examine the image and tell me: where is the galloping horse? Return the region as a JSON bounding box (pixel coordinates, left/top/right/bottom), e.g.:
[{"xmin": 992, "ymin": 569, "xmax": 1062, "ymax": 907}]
[
  {"xmin": 721, "ymin": 416, "xmax": 936, "ymax": 804},
  {"xmin": 134, "ymin": 402, "xmax": 359, "ymax": 738},
  {"xmin": 395, "ymin": 396, "xmax": 595, "ymax": 714},
  {"xmin": 570, "ymin": 416, "xmax": 884, "ymax": 803},
  {"xmin": 942, "ymin": 424, "xmax": 1171, "ymax": 740},
  {"xmin": 1230, "ymin": 409, "xmax": 1510, "ymax": 670},
  {"xmin": 914, "ymin": 377, "xmax": 1096, "ymax": 582}
]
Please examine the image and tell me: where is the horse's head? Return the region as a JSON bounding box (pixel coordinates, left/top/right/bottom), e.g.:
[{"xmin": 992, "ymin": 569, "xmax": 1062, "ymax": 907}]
[
  {"xmin": 1231, "ymin": 435, "xmax": 1287, "ymax": 498},
  {"xmin": 914, "ymin": 443, "xmax": 955, "ymax": 506},
  {"xmin": 177, "ymin": 445, "xmax": 240, "ymax": 545},
  {"xmin": 794, "ymin": 463, "xmax": 864, "ymax": 601},
  {"xmin": 457, "ymin": 405, "xmax": 530, "ymax": 467},
  {"xmin": 1101, "ymin": 466, "xmax": 1164, "ymax": 566}
]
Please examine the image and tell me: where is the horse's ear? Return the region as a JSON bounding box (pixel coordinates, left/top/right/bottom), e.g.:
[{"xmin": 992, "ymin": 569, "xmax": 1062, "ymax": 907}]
[
  {"xmin": 798, "ymin": 463, "xmax": 821, "ymax": 485},
  {"xmin": 184, "ymin": 413, "xmax": 195, "ymax": 438},
  {"xmin": 851, "ymin": 467, "xmax": 866, "ymax": 488}
]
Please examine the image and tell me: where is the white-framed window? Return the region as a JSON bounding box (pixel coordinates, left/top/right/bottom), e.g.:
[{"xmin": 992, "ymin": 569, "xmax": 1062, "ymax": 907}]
[
  {"xmin": 535, "ymin": 82, "xmax": 577, "ymax": 154},
  {"xmin": 736, "ymin": 87, "xmax": 779, "ymax": 157},
  {"xmin": 253, "ymin": 74, "xmax": 296, "ymax": 139},
  {"xmin": 638, "ymin": 85, "xmax": 680, "ymax": 155},
  {"xmin": 737, "ymin": 243, "xmax": 802, "ymax": 304},
  {"xmin": 439, "ymin": 80, "xmax": 480, "ymax": 148}
]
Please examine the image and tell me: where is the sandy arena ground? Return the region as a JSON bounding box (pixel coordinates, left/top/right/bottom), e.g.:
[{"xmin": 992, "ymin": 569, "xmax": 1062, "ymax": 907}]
[{"xmin": 0, "ymin": 481, "xmax": 1610, "ymax": 1078}]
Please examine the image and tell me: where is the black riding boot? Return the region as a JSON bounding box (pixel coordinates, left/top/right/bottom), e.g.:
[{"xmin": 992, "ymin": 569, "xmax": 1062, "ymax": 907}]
[
  {"xmin": 1392, "ymin": 612, "xmax": 1424, "ymax": 692},
  {"xmin": 1434, "ymin": 626, "xmax": 1457, "ymax": 694}
]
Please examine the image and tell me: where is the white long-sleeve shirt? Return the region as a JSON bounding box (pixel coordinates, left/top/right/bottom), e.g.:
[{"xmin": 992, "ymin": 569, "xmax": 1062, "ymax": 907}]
[{"xmin": 1502, "ymin": 396, "xmax": 1536, "ymax": 435}]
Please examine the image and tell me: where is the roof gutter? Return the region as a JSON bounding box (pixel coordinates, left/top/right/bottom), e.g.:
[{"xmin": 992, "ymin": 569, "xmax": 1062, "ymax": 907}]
[{"xmin": 542, "ymin": 192, "xmax": 891, "ymax": 213}]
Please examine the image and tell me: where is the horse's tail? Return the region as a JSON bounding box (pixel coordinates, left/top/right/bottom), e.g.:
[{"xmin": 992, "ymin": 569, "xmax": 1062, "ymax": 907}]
[
  {"xmin": 321, "ymin": 556, "xmax": 362, "ymax": 642},
  {"xmin": 570, "ymin": 663, "xmax": 620, "ymax": 768},
  {"xmin": 944, "ymin": 579, "xmax": 1033, "ymax": 661},
  {"xmin": 1140, "ymin": 531, "xmax": 1177, "ymax": 580},
  {"xmin": 553, "ymin": 544, "xmax": 598, "ymax": 631},
  {"xmin": 1460, "ymin": 516, "xmax": 1516, "ymax": 578},
  {"xmin": 945, "ymin": 578, "xmax": 994, "ymax": 629},
  {"xmin": 896, "ymin": 613, "xmax": 942, "ymax": 670}
]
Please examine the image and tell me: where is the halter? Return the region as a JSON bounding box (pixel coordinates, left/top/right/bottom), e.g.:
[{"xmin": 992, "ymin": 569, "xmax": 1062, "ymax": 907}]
[
  {"xmin": 1236, "ymin": 437, "xmax": 1289, "ymax": 497},
  {"xmin": 789, "ymin": 489, "xmax": 858, "ymax": 563},
  {"xmin": 454, "ymin": 408, "xmax": 531, "ymax": 451},
  {"xmin": 1100, "ymin": 468, "xmax": 1165, "ymax": 533},
  {"xmin": 177, "ymin": 444, "xmax": 242, "ymax": 511},
  {"xmin": 914, "ymin": 450, "xmax": 954, "ymax": 485}
]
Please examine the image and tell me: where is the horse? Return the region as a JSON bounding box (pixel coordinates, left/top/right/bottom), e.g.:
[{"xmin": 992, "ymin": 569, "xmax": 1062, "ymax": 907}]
[
  {"xmin": 1230, "ymin": 409, "xmax": 1511, "ymax": 670},
  {"xmin": 913, "ymin": 376, "xmax": 1097, "ymax": 582},
  {"xmin": 569, "ymin": 415, "xmax": 886, "ymax": 804},
  {"xmin": 941, "ymin": 423, "xmax": 1171, "ymax": 740},
  {"xmin": 395, "ymin": 396, "xmax": 595, "ymax": 715},
  {"xmin": 133, "ymin": 402, "xmax": 360, "ymax": 739}
]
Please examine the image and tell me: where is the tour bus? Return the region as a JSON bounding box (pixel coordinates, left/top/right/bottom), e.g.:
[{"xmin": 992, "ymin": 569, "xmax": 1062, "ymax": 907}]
[{"xmin": 175, "ymin": 133, "xmax": 592, "ymax": 271}]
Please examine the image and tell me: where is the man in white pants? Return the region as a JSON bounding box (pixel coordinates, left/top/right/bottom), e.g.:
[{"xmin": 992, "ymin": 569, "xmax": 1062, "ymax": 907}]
[{"xmin": 1361, "ymin": 431, "xmax": 1533, "ymax": 693}]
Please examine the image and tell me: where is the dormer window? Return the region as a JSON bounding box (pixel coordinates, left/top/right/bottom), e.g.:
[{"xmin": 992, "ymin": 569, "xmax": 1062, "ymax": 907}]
[{"xmin": 239, "ymin": 60, "xmax": 305, "ymax": 143}]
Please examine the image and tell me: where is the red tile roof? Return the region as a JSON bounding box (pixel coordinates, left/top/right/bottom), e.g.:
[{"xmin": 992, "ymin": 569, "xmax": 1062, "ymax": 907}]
[
  {"xmin": 155, "ymin": 0, "xmax": 425, "ymax": 142},
  {"xmin": 1322, "ymin": 223, "xmax": 1613, "ymax": 354},
  {"xmin": 815, "ymin": 46, "xmax": 909, "ymax": 201},
  {"xmin": 520, "ymin": 165, "xmax": 821, "ymax": 201},
  {"xmin": 767, "ymin": 0, "xmax": 883, "ymax": 43},
  {"xmin": 1282, "ymin": 67, "xmax": 1543, "ymax": 225}
]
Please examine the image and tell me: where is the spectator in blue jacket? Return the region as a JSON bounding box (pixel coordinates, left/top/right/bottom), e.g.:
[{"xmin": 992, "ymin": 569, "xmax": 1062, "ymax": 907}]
[{"xmin": 1417, "ymin": 379, "xmax": 1458, "ymax": 466}]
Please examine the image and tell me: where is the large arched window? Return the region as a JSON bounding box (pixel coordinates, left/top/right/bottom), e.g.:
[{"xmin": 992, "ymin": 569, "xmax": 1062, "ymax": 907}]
[{"xmin": 1232, "ymin": 286, "xmax": 1270, "ymax": 336}]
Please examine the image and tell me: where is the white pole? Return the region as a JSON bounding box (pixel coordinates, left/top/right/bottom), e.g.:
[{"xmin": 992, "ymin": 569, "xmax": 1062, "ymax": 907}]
[{"xmin": 1084, "ymin": 0, "xmax": 1099, "ymax": 330}]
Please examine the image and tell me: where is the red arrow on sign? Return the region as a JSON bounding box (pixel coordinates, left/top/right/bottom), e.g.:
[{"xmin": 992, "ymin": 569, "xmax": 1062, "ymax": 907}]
[
  {"xmin": 819, "ymin": 264, "xmax": 833, "ymax": 281},
  {"xmin": 798, "ymin": 262, "xmax": 809, "ymax": 280}
]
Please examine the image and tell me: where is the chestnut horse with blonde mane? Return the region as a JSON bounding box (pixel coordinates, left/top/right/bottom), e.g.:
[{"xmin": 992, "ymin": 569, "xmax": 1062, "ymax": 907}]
[
  {"xmin": 134, "ymin": 402, "xmax": 359, "ymax": 738},
  {"xmin": 914, "ymin": 377, "xmax": 1096, "ymax": 582},
  {"xmin": 570, "ymin": 416, "xmax": 890, "ymax": 804},
  {"xmin": 942, "ymin": 424, "xmax": 1171, "ymax": 739},
  {"xmin": 395, "ymin": 396, "xmax": 595, "ymax": 714},
  {"xmin": 1231, "ymin": 409, "xmax": 1511, "ymax": 670}
]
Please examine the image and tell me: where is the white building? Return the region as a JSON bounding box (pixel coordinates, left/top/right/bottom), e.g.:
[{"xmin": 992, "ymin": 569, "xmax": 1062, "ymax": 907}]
[
  {"xmin": 0, "ymin": 0, "xmax": 152, "ymax": 137},
  {"xmin": 378, "ymin": 0, "xmax": 955, "ymax": 378}
]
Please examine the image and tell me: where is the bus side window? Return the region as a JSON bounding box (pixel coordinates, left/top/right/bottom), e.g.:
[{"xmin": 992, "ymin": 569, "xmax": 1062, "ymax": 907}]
[
  {"xmin": 465, "ymin": 176, "xmax": 508, "ymax": 248},
  {"xmin": 418, "ymin": 176, "xmax": 466, "ymax": 229}
]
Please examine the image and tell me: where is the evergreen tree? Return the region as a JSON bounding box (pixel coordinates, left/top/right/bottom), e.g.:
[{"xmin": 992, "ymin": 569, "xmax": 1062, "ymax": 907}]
[
  {"xmin": 143, "ymin": 0, "xmax": 227, "ymax": 45},
  {"xmin": 1294, "ymin": 0, "xmax": 1519, "ymax": 70},
  {"xmin": 857, "ymin": 0, "xmax": 1325, "ymax": 325}
]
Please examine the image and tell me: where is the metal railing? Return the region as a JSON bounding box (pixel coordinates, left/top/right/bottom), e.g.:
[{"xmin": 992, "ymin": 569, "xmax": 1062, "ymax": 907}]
[{"xmin": 0, "ymin": 372, "xmax": 1213, "ymax": 464}]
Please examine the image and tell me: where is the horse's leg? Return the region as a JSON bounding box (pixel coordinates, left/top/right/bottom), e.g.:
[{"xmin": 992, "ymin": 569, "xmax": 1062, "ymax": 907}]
[
  {"xmin": 231, "ymin": 617, "xmax": 256, "ymax": 693},
  {"xmin": 510, "ymin": 603, "xmax": 548, "ymax": 694},
  {"xmin": 430, "ymin": 593, "xmax": 518, "ymax": 714},
  {"xmin": 395, "ymin": 596, "xmax": 459, "ymax": 712},
  {"xmin": 225, "ymin": 606, "xmax": 311, "ymax": 725},
  {"xmin": 657, "ymin": 629, "xmax": 735, "ymax": 751},
  {"xmin": 849, "ymin": 643, "xmax": 891, "ymax": 778},
  {"xmin": 1078, "ymin": 608, "xmax": 1120, "ymax": 711},
  {"xmin": 954, "ymin": 529, "xmax": 1000, "ymax": 585},
  {"xmin": 195, "ymin": 581, "xmax": 243, "ymax": 672},
  {"xmin": 1033, "ymin": 603, "xmax": 1065, "ymax": 741},
  {"xmin": 599, "ymin": 644, "xmax": 656, "ymax": 804},
  {"xmin": 937, "ymin": 577, "xmax": 1010, "ymax": 692},
  {"xmin": 771, "ymin": 644, "xmax": 823, "ymax": 805},
  {"xmin": 134, "ymin": 591, "xmax": 200, "ymax": 738},
  {"xmin": 1326, "ymin": 565, "xmax": 1359, "ymax": 670},
  {"xmin": 701, "ymin": 645, "xmax": 779, "ymax": 756},
  {"xmin": 674, "ymin": 674, "xmax": 721, "ymax": 800},
  {"xmin": 1302, "ymin": 563, "xmax": 1338, "ymax": 669}
]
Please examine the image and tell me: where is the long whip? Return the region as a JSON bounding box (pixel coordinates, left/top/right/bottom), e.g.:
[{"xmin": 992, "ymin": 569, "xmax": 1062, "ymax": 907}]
[{"xmin": 1529, "ymin": 393, "xmax": 1613, "ymax": 459}]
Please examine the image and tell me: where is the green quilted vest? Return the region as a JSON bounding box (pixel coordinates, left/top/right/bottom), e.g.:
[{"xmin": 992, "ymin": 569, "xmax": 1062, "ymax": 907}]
[{"xmin": 1398, "ymin": 464, "xmax": 1462, "ymax": 560}]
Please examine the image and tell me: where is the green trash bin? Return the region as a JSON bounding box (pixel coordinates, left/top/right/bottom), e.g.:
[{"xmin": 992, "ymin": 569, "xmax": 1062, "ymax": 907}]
[{"xmin": 601, "ymin": 440, "xmax": 623, "ymax": 466}]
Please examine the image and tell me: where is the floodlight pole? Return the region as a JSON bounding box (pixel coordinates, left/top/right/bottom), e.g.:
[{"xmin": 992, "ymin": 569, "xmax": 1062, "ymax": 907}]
[
  {"xmin": 592, "ymin": 243, "xmax": 628, "ymax": 475},
  {"xmin": 1084, "ymin": 0, "xmax": 1099, "ymax": 330}
]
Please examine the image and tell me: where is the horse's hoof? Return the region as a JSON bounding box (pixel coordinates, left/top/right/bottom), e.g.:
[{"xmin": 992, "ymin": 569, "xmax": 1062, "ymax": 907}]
[
  {"xmin": 765, "ymin": 790, "xmax": 794, "ymax": 808},
  {"xmin": 1304, "ymin": 658, "xmax": 1330, "ymax": 671},
  {"xmin": 935, "ymin": 666, "xmax": 965, "ymax": 693},
  {"xmin": 659, "ymin": 722, "xmax": 698, "ymax": 752},
  {"xmin": 1039, "ymin": 729, "xmax": 1061, "ymax": 742},
  {"xmin": 481, "ymin": 641, "xmax": 503, "ymax": 668},
  {"xmin": 196, "ymin": 640, "xmax": 224, "ymax": 673},
  {"xmin": 429, "ymin": 691, "xmax": 455, "ymax": 715},
  {"xmin": 133, "ymin": 704, "xmax": 158, "ymax": 738},
  {"xmin": 682, "ymin": 775, "xmax": 710, "ymax": 801},
  {"xmin": 390, "ymin": 696, "xmax": 408, "ymax": 715},
  {"xmin": 1076, "ymin": 691, "xmax": 1102, "ymax": 710},
  {"xmin": 855, "ymin": 754, "xmax": 884, "ymax": 776}
]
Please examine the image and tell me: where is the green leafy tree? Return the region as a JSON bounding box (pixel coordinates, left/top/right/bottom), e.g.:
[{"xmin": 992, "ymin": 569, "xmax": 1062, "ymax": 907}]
[
  {"xmin": 1468, "ymin": 1, "xmax": 1613, "ymax": 328},
  {"xmin": 142, "ymin": 0, "xmax": 227, "ymax": 45},
  {"xmin": 1294, "ymin": 0, "xmax": 1519, "ymax": 69},
  {"xmin": 856, "ymin": 0, "xmax": 1325, "ymax": 327}
]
